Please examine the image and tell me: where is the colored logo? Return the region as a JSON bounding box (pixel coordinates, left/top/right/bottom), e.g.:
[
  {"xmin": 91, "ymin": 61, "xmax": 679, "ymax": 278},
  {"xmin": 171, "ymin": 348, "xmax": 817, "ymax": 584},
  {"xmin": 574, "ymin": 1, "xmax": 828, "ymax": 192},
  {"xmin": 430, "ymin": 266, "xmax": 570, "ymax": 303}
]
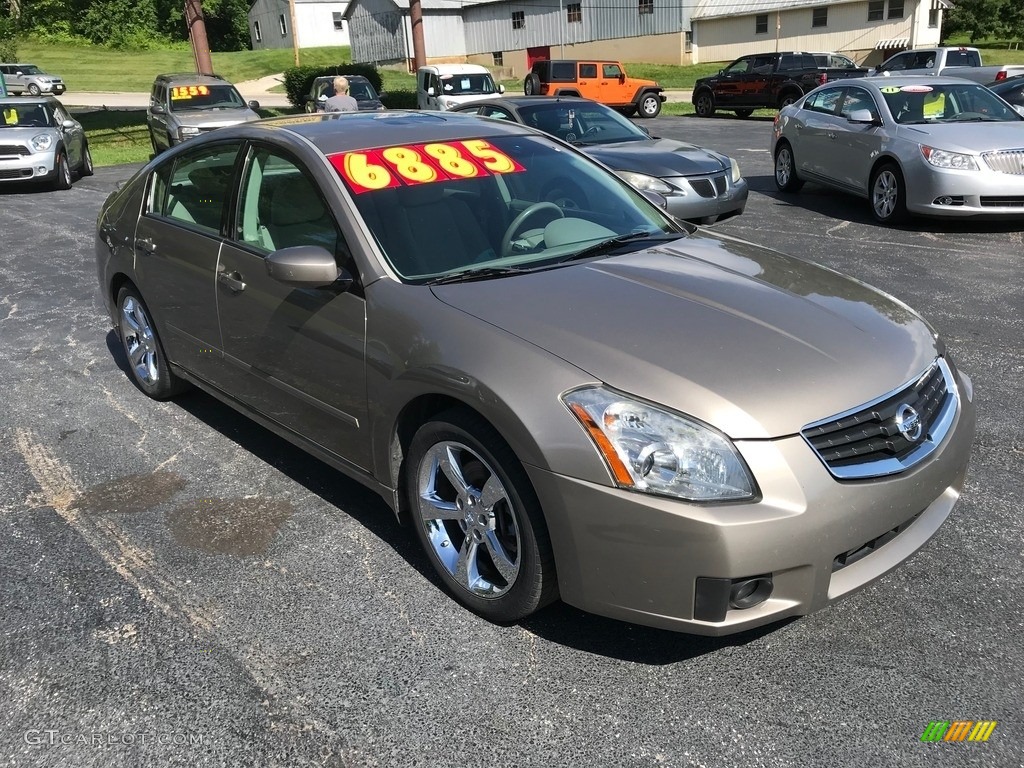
[{"xmin": 920, "ymin": 721, "xmax": 998, "ymax": 742}]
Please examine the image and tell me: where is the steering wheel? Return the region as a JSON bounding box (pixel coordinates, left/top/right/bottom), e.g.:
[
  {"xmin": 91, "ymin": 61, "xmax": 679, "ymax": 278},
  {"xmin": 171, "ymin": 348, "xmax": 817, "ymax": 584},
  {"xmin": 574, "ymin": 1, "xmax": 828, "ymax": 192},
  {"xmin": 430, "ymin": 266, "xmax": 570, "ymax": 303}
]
[{"xmin": 500, "ymin": 202, "xmax": 564, "ymax": 257}]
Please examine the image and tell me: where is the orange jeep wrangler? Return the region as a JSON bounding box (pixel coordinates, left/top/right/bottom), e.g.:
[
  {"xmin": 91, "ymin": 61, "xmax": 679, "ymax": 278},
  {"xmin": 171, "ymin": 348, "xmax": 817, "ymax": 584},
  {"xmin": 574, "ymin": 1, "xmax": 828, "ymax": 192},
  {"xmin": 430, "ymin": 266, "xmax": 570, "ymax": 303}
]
[{"xmin": 523, "ymin": 59, "xmax": 666, "ymax": 117}]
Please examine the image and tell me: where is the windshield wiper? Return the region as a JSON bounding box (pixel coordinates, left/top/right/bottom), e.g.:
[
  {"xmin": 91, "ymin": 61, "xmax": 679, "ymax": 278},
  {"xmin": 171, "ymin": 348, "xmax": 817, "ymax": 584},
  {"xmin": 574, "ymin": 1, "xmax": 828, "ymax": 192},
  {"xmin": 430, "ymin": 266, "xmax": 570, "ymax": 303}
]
[
  {"xmin": 425, "ymin": 265, "xmax": 528, "ymax": 285},
  {"xmin": 556, "ymin": 231, "xmax": 683, "ymax": 264}
]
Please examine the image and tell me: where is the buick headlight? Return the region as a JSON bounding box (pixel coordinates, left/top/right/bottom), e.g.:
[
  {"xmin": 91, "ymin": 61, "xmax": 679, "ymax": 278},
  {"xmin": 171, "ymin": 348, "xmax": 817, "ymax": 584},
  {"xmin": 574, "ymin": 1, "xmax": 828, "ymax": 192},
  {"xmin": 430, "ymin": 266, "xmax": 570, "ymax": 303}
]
[
  {"xmin": 616, "ymin": 170, "xmax": 674, "ymax": 195},
  {"xmin": 563, "ymin": 387, "xmax": 756, "ymax": 502},
  {"xmin": 178, "ymin": 126, "xmax": 201, "ymax": 139},
  {"xmin": 730, "ymin": 156, "xmax": 742, "ymax": 183},
  {"xmin": 30, "ymin": 133, "xmax": 53, "ymax": 152},
  {"xmin": 921, "ymin": 145, "xmax": 979, "ymax": 171}
]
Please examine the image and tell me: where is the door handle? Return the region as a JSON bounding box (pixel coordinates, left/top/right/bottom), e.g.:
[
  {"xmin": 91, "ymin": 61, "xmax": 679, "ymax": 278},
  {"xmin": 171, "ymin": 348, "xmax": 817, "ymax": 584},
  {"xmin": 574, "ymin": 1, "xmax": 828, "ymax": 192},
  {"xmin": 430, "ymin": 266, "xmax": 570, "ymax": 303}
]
[
  {"xmin": 217, "ymin": 269, "xmax": 246, "ymax": 292},
  {"xmin": 134, "ymin": 237, "xmax": 156, "ymax": 254}
]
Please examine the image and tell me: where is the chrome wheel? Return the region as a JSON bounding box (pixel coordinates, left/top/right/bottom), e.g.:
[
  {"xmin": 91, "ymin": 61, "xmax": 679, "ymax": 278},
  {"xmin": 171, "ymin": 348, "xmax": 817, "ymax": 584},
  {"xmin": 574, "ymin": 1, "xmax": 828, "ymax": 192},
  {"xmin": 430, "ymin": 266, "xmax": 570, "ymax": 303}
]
[
  {"xmin": 774, "ymin": 144, "xmax": 803, "ymax": 192},
  {"xmin": 120, "ymin": 294, "xmax": 160, "ymax": 386},
  {"xmin": 872, "ymin": 168, "xmax": 900, "ymax": 220},
  {"xmin": 416, "ymin": 441, "xmax": 521, "ymax": 598}
]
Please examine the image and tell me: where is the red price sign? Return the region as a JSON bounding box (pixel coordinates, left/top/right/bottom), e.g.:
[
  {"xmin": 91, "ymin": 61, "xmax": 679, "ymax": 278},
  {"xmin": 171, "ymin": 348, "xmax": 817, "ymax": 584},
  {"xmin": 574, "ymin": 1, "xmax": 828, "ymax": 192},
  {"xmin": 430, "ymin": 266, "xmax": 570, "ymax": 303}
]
[{"xmin": 331, "ymin": 140, "xmax": 524, "ymax": 194}]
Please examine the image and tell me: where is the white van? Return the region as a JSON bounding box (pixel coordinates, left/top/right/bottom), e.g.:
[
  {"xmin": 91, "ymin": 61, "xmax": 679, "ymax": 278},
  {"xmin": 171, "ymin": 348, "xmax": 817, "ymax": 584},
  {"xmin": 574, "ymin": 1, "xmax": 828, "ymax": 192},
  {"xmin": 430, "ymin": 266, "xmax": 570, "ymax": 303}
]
[{"xmin": 416, "ymin": 64, "xmax": 504, "ymax": 111}]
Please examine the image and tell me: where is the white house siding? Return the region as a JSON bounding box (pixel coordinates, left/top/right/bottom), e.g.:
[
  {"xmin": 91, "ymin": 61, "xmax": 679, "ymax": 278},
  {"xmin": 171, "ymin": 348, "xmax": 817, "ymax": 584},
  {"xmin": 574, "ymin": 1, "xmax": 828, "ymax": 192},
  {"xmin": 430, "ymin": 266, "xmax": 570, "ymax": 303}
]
[
  {"xmin": 348, "ymin": 0, "xmax": 407, "ymax": 62},
  {"xmin": 295, "ymin": 1, "xmax": 351, "ymax": 47},
  {"xmin": 463, "ymin": 0, "xmax": 684, "ymax": 58},
  {"xmin": 691, "ymin": 1, "xmax": 941, "ymax": 65}
]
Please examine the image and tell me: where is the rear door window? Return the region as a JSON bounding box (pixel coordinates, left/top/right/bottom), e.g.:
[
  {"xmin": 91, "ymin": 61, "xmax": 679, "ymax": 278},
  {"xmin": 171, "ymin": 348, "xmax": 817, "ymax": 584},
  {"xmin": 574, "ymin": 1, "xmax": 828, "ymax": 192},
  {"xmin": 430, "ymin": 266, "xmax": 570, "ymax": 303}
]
[{"xmin": 150, "ymin": 143, "xmax": 241, "ymax": 233}]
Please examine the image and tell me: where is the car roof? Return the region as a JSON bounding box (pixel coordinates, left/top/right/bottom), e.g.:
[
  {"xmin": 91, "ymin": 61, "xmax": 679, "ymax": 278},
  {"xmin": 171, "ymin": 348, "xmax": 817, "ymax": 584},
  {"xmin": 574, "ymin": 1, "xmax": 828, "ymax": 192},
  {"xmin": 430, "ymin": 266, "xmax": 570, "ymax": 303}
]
[
  {"xmin": 825, "ymin": 76, "xmax": 991, "ymax": 89},
  {"xmin": 419, "ymin": 64, "xmax": 489, "ymax": 75},
  {"xmin": 452, "ymin": 96, "xmax": 594, "ymax": 109},
  {"xmin": 233, "ymin": 110, "xmax": 537, "ymax": 155},
  {"xmin": 155, "ymin": 73, "xmax": 230, "ymax": 85},
  {"xmin": 0, "ymin": 96, "xmax": 53, "ymax": 106},
  {"xmin": 314, "ymin": 74, "xmax": 370, "ymax": 83}
]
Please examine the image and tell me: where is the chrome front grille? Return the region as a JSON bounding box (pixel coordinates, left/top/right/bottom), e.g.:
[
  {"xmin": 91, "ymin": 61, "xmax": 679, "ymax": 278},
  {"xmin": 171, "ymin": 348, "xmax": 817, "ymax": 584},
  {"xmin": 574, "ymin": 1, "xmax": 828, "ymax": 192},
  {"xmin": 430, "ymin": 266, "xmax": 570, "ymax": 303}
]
[
  {"xmin": 983, "ymin": 149, "xmax": 1024, "ymax": 175},
  {"xmin": 687, "ymin": 174, "xmax": 728, "ymax": 198},
  {"xmin": 801, "ymin": 358, "xmax": 958, "ymax": 480}
]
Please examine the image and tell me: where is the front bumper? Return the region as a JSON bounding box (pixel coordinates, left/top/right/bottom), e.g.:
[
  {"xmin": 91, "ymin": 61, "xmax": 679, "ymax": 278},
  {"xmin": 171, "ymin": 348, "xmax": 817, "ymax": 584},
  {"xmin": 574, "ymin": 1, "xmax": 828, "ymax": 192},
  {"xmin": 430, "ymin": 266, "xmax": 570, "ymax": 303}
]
[
  {"xmin": 665, "ymin": 175, "xmax": 749, "ymax": 225},
  {"xmin": 905, "ymin": 162, "xmax": 1024, "ymax": 217},
  {"xmin": 526, "ymin": 368, "xmax": 975, "ymax": 635},
  {"xmin": 0, "ymin": 150, "xmax": 57, "ymax": 183}
]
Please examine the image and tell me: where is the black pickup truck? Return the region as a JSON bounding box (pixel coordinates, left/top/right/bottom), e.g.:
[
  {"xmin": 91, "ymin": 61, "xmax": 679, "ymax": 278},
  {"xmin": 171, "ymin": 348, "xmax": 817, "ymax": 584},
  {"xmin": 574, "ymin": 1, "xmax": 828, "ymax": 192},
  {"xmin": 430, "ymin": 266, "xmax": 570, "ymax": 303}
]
[{"xmin": 692, "ymin": 51, "xmax": 869, "ymax": 118}]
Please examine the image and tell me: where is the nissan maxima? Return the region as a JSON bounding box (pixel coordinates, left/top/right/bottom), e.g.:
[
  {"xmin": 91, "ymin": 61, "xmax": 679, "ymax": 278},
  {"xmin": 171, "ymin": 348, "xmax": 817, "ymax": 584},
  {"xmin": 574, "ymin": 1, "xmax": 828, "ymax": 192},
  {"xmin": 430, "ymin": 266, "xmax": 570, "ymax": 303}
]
[{"xmin": 95, "ymin": 111, "xmax": 975, "ymax": 635}]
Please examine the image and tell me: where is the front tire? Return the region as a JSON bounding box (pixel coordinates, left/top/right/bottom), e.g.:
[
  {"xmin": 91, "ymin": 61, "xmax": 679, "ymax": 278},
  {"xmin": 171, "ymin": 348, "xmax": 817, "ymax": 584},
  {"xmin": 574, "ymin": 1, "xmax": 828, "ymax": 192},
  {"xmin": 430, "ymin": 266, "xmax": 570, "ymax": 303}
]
[
  {"xmin": 51, "ymin": 150, "xmax": 72, "ymax": 190},
  {"xmin": 80, "ymin": 142, "xmax": 95, "ymax": 177},
  {"xmin": 694, "ymin": 91, "xmax": 715, "ymax": 117},
  {"xmin": 774, "ymin": 142, "xmax": 804, "ymax": 192},
  {"xmin": 116, "ymin": 285, "xmax": 188, "ymax": 400},
  {"xmin": 637, "ymin": 91, "xmax": 662, "ymax": 118},
  {"xmin": 870, "ymin": 163, "xmax": 908, "ymax": 224},
  {"xmin": 28, "ymin": 83, "xmax": 41, "ymax": 96},
  {"xmin": 405, "ymin": 409, "xmax": 558, "ymax": 623}
]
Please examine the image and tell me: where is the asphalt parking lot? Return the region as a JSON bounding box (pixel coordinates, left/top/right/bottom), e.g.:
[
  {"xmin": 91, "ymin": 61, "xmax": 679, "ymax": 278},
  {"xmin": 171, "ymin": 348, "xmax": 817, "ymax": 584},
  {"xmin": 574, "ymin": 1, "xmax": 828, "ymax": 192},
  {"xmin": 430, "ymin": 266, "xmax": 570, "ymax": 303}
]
[{"xmin": 1, "ymin": 115, "xmax": 1022, "ymax": 767}]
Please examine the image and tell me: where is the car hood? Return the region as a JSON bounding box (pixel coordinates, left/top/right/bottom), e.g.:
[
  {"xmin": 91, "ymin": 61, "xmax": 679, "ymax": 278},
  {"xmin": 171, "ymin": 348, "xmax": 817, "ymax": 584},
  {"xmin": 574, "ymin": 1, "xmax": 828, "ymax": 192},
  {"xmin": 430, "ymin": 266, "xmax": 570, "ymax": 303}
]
[
  {"xmin": 171, "ymin": 108, "xmax": 261, "ymax": 128},
  {"xmin": 431, "ymin": 232, "xmax": 940, "ymax": 439},
  {"xmin": 583, "ymin": 138, "xmax": 729, "ymax": 177},
  {"xmin": 0, "ymin": 126, "xmax": 57, "ymax": 144},
  {"xmin": 895, "ymin": 121, "xmax": 1024, "ymax": 152}
]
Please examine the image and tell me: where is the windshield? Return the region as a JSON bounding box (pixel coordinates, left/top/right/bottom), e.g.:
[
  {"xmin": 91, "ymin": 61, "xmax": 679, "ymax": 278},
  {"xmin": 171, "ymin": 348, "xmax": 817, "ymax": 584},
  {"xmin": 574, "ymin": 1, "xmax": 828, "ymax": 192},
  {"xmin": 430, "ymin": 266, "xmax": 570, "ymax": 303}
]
[
  {"xmin": 331, "ymin": 134, "xmax": 684, "ymax": 283},
  {"xmin": 1, "ymin": 103, "xmax": 51, "ymax": 128},
  {"xmin": 881, "ymin": 83, "xmax": 1022, "ymax": 124},
  {"xmin": 169, "ymin": 84, "xmax": 247, "ymax": 112},
  {"xmin": 439, "ymin": 73, "xmax": 497, "ymax": 96},
  {"xmin": 518, "ymin": 102, "xmax": 647, "ymax": 145}
]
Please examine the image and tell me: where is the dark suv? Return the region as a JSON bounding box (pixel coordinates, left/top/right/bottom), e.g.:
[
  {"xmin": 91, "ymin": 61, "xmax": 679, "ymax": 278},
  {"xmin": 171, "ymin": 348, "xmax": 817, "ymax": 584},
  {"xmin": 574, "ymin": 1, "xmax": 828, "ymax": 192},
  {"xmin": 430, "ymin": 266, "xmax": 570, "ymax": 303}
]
[
  {"xmin": 147, "ymin": 73, "xmax": 261, "ymax": 154},
  {"xmin": 523, "ymin": 59, "xmax": 665, "ymax": 118}
]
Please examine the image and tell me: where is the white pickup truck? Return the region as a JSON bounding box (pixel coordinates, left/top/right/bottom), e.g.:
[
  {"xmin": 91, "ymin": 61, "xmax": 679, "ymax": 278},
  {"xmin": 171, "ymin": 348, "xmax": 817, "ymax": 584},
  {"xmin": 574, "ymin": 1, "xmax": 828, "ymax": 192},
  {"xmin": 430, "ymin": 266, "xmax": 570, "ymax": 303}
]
[{"xmin": 873, "ymin": 47, "xmax": 1024, "ymax": 84}]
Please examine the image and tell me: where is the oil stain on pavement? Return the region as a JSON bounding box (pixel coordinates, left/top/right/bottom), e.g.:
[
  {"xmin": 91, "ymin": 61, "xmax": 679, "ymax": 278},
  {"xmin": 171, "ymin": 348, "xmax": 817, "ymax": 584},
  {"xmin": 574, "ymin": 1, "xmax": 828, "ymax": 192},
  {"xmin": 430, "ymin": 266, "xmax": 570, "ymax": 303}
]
[
  {"xmin": 70, "ymin": 470, "xmax": 187, "ymax": 515},
  {"xmin": 166, "ymin": 498, "xmax": 294, "ymax": 557}
]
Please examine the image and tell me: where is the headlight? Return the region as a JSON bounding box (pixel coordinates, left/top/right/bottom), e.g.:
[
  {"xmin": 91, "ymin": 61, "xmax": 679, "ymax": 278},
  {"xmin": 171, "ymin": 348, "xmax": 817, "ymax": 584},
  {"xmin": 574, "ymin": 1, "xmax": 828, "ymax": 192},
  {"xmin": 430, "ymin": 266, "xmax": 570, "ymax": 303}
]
[
  {"xmin": 562, "ymin": 387, "xmax": 756, "ymax": 502},
  {"xmin": 920, "ymin": 145, "xmax": 979, "ymax": 171},
  {"xmin": 441, "ymin": 99, "xmax": 458, "ymax": 110},
  {"xmin": 30, "ymin": 133, "xmax": 52, "ymax": 152},
  {"xmin": 616, "ymin": 170, "xmax": 674, "ymax": 195},
  {"xmin": 178, "ymin": 126, "xmax": 201, "ymax": 139},
  {"xmin": 730, "ymin": 157, "xmax": 742, "ymax": 183}
]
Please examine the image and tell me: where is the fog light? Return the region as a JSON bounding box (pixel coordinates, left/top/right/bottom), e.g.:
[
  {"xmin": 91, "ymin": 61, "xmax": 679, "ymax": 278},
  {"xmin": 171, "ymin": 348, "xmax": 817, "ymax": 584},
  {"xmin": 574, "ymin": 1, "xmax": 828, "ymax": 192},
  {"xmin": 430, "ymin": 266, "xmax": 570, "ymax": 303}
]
[
  {"xmin": 936, "ymin": 196, "xmax": 953, "ymax": 206},
  {"xmin": 728, "ymin": 575, "xmax": 773, "ymax": 610},
  {"xmin": 37, "ymin": 166, "xmax": 47, "ymax": 176}
]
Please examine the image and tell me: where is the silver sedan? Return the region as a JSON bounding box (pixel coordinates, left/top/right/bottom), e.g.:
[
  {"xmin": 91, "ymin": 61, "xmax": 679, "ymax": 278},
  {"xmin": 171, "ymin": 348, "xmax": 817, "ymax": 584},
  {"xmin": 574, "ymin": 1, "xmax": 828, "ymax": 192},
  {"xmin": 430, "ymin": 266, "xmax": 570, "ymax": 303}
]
[{"xmin": 771, "ymin": 76, "xmax": 1024, "ymax": 224}]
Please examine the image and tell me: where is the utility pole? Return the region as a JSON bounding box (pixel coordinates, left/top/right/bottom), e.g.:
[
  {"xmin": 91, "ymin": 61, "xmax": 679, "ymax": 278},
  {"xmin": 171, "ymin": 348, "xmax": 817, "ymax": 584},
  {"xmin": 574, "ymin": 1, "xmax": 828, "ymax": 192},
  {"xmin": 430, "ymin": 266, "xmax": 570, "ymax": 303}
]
[
  {"xmin": 410, "ymin": 0, "xmax": 426, "ymax": 70},
  {"xmin": 184, "ymin": 0, "xmax": 215, "ymax": 75},
  {"xmin": 775, "ymin": 9, "xmax": 781, "ymax": 54},
  {"xmin": 288, "ymin": 0, "xmax": 300, "ymax": 66}
]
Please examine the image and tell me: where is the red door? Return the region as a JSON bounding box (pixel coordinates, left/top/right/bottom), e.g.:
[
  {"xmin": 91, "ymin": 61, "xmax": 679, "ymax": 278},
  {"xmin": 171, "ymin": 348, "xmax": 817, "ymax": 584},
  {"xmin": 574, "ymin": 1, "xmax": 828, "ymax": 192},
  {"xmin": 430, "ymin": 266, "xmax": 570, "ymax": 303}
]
[{"xmin": 527, "ymin": 47, "xmax": 550, "ymax": 68}]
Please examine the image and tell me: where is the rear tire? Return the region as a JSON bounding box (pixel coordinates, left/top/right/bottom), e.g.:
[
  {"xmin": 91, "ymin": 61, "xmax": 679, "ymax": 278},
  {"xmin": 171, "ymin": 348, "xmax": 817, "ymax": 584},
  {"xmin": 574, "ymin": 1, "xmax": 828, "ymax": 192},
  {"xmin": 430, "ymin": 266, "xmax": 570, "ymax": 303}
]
[
  {"xmin": 116, "ymin": 284, "xmax": 188, "ymax": 400},
  {"xmin": 778, "ymin": 92, "xmax": 800, "ymax": 111},
  {"xmin": 694, "ymin": 91, "xmax": 715, "ymax": 117},
  {"xmin": 734, "ymin": 109, "xmax": 754, "ymax": 118},
  {"xmin": 774, "ymin": 142, "xmax": 804, "ymax": 193},
  {"xmin": 524, "ymin": 73, "xmax": 541, "ymax": 96}
]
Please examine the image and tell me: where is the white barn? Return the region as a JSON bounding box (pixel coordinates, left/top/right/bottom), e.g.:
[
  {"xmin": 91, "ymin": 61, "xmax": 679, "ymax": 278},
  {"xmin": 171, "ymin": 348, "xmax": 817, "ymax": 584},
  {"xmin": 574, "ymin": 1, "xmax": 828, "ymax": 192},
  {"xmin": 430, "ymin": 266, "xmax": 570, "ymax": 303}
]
[
  {"xmin": 343, "ymin": 0, "xmax": 950, "ymax": 73},
  {"xmin": 249, "ymin": 0, "xmax": 352, "ymax": 51}
]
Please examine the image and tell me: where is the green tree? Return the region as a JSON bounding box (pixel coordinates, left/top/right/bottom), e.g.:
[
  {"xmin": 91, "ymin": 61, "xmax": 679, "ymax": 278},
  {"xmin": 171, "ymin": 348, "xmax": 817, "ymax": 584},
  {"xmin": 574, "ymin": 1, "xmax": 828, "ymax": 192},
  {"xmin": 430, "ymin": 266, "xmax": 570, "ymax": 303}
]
[
  {"xmin": 942, "ymin": 0, "xmax": 1009, "ymax": 42},
  {"xmin": 999, "ymin": 1, "xmax": 1024, "ymax": 42}
]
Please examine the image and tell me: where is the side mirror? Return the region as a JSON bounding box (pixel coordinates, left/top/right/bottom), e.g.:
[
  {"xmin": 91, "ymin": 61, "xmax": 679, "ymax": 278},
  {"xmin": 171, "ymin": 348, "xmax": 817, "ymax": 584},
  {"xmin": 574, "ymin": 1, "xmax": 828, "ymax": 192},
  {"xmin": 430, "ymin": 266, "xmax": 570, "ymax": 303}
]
[
  {"xmin": 248, "ymin": 100, "xmax": 261, "ymax": 110},
  {"xmin": 847, "ymin": 109, "xmax": 880, "ymax": 125},
  {"xmin": 638, "ymin": 189, "xmax": 668, "ymax": 209},
  {"xmin": 61, "ymin": 119, "xmax": 76, "ymax": 130},
  {"xmin": 637, "ymin": 125, "xmax": 651, "ymax": 136},
  {"xmin": 1014, "ymin": 105, "xmax": 1024, "ymax": 117},
  {"xmin": 874, "ymin": 64, "xmax": 883, "ymax": 72},
  {"xmin": 151, "ymin": 105, "xmax": 165, "ymax": 115},
  {"xmin": 265, "ymin": 246, "xmax": 349, "ymax": 289},
  {"xmin": 427, "ymin": 86, "xmax": 436, "ymax": 97},
  {"xmin": 497, "ymin": 84, "xmax": 505, "ymax": 94},
  {"xmin": 619, "ymin": 73, "xmax": 626, "ymax": 83}
]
